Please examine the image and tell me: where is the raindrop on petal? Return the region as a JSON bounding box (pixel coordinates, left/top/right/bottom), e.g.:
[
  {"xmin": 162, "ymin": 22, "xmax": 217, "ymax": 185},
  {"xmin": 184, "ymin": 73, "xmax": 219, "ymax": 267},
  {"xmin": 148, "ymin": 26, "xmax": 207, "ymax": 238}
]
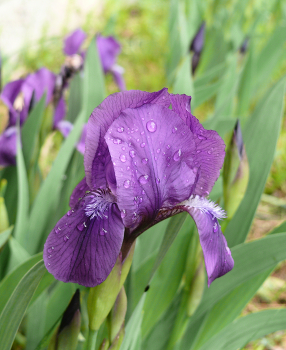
[
  {"xmin": 117, "ymin": 127, "xmax": 124, "ymax": 133},
  {"xmin": 172, "ymin": 126, "xmax": 177, "ymax": 133},
  {"xmin": 146, "ymin": 120, "xmax": 157, "ymax": 133},
  {"xmin": 100, "ymin": 228, "xmax": 107, "ymax": 235},
  {"xmin": 77, "ymin": 223, "xmax": 85, "ymax": 231},
  {"xmin": 120, "ymin": 154, "xmax": 127, "ymax": 163},
  {"xmin": 156, "ymin": 148, "xmax": 161, "ymax": 154},
  {"xmin": 113, "ymin": 138, "xmax": 122, "ymax": 144},
  {"xmin": 63, "ymin": 235, "xmax": 69, "ymax": 242},
  {"xmin": 140, "ymin": 142, "xmax": 146, "ymax": 148},
  {"xmin": 121, "ymin": 209, "xmax": 126, "ymax": 218},
  {"xmin": 142, "ymin": 158, "xmax": 148, "ymax": 164},
  {"xmin": 213, "ymin": 222, "xmax": 218, "ymax": 233},
  {"xmin": 173, "ymin": 149, "xmax": 182, "ymax": 161},
  {"xmin": 129, "ymin": 150, "xmax": 136, "ymax": 158},
  {"xmin": 124, "ymin": 180, "xmax": 131, "ymax": 189},
  {"xmin": 139, "ymin": 174, "xmax": 149, "ymax": 184}
]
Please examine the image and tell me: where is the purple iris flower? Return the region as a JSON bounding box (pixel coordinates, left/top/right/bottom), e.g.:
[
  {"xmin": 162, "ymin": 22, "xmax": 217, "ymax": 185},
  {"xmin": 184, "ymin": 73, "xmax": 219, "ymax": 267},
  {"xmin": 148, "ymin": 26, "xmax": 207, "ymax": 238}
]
[
  {"xmin": 0, "ymin": 68, "xmax": 56, "ymax": 167},
  {"xmin": 43, "ymin": 88, "xmax": 234, "ymax": 288},
  {"xmin": 63, "ymin": 29, "xmax": 126, "ymax": 91}
]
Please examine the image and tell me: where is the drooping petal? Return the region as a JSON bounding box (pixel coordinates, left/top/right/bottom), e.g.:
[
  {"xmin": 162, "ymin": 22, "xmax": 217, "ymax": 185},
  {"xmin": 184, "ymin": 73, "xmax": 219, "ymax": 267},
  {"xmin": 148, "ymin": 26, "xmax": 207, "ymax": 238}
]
[
  {"xmin": 105, "ymin": 103, "xmax": 199, "ymax": 231},
  {"xmin": 170, "ymin": 93, "xmax": 225, "ymax": 197},
  {"xmin": 69, "ymin": 177, "xmax": 90, "ymax": 208},
  {"xmin": 110, "ymin": 64, "xmax": 126, "ymax": 91},
  {"xmin": 53, "ymin": 97, "xmax": 66, "ymax": 127},
  {"xmin": 64, "ymin": 29, "xmax": 87, "ymax": 56},
  {"xmin": 0, "ymin": 127, "xmax": 17, "ymax": 167},
  {"xmin": 22, "ymin": 68, "xmax": 56, "ymax": 108},
  {"xmin": 96, "ymin": 35, "xmax": 121, "ymax": 73},
  {"xmin": 44, "ymin": 191, "xmax": 124, "ymax": 287},
  {"xmin": 84, "ymin": 88, "xmax": 170, "ymax": 190},
  {"xmin": 0, "ymin": 79, "xmax": 24, "ymax": 113},
  {"xmin": 179, "ymin": 195, "xmax": 234, "ymax": 286}
]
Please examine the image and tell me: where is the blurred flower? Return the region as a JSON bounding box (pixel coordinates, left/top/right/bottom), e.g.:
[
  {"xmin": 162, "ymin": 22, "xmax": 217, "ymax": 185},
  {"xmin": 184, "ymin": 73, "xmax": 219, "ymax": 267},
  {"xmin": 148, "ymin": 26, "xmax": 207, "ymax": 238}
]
[
  {"xmin": 239, "ymin": 38, "xmax": 249, "ymax": 54},
  {"xmin": 63, "ymin": 28, "xmax": 87, "ymax": 56},
  {"xmin": 43, "ymin": 88, "xmax": 233, "ymax": 288},
  {"xmin": 0, "ymin": 68, "xmax": 56, "ymax": 167},
  {"xmin": 56, "ymin": 121, "xmax": 86, "ymax": 155},
  {"xmin": 190, "ymin": 22, "xmax": 206, "ymax": 75}
]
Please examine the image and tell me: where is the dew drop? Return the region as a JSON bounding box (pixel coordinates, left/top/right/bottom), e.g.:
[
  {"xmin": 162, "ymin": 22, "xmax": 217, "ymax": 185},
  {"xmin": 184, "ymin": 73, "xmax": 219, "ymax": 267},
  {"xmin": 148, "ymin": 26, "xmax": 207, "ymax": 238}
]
[
  {"xmin": 101, "ymin": 228, "xmax": 107, "ymax": 235},
  {"xmin": 198, "ymin": 134, "xmax": 206, "ymax": 140},
  {"xmin": 113, "ymin": 138, "xmax": 122, "ymax": 144},
  {"xmin": 122, "ymin": 146, "xmax": 126, "ymax": 151},
  {"xmin": 129, "ymin": 150, "xmax": 136, "ymax": 158},
  {"xmin": 48, "ymin": 255, "xmax": 52, "ymax": 259},
  {"xmin": 139, "ymin": 197, "xmax": 143, "ymax": 203},
  {"xmin": 196, "ymin": 150, "xmax": 201, "ymax": 153},
  {"xmin": 146, "ymin": 120, "xmax": 157, "ymax": 133},
  {"xmin": 117, "ymin": 127, "xmax": 124, "ymax": 133},
  {"xmin": 120, "ymin": 154, "xmax": 127, "ymax": 163},
  {"xmin": 213, "ymin": 222, "xmax": 218, "ymax": 233},
  {"xmin": 140, "ymin": 131, "xmax": 144, "ymax": 135},
  {"xmin": 77, "ymin": 223, "xmax": 85, "ymax": 231},
  {"xmin": 48, "ymin": 247, "xmax": 53, "ymax": 253},
  {"xmin": 207, "ymin": 150, "xmax": 212, "ymax": 155},
  {"xmin": 156, "ymin": 178, "xmax": 160, "ymax": 184},
  {"xmin": 55, "ymin": 227, "xmax": 61, "ymax": 234},
  {"xmin": 139, "ymin": 174, "xmax": 149, "ymax": 184},
  {"xmin": 172, "ymin": 126, "xmax": 177, "ymax": 133},
  {"xmin": 166, "ymin": 144, "xmax": 171, "ymax": 149},
  {"xmin": 142, "ymin": 158, "xmax": 148, "ymax": 164},
  {"xmin": 67, "ymin": 210, "xmax": 72, "ymax": 216},
  {"xmin": 140, "ymin": 142, "xmax": 146, "ymax": 148},
  {"xmin": 156, "ymin": 148, "xmax": 161, "ymax": 154},
  {"xmin": 124, "ymin": 180, "xmax": 131, "ymax": 189},
  {"xmin": 141, "ymin": 189, "xmax": 145, "ymax": 195},
  {"xmin": 121, "ymin": 210, "xmax": 126, "ymax": 218},
  {"xmin": 63, "ymin": 235, "xmax": 69, "ymax": 242},
  {"xmin": 173, "ymin": 149, "xmax": 182, "ymax": 161},
  {"xmin": 154, "ymin": 156, "xmax": 158, "ymax": 161}
]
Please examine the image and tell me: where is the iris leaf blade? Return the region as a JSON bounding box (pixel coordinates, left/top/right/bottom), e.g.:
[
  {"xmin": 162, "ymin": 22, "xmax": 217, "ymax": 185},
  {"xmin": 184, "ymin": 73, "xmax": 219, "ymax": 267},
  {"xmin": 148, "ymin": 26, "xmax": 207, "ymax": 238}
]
[
  {"xmin": 0, "ymin": 226, "xmax": 12, "ymax": 249},
  {"xmin": 0, "ymin": 260, "xmax": 46, "ymax": 350}
]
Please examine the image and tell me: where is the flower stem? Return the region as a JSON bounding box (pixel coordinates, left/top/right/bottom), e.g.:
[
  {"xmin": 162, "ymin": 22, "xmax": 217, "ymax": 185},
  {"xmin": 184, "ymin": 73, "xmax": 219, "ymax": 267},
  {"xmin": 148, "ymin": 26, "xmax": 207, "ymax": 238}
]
[{"xmin": 86, "ymin": 329, "xmax": 98, "ymax": 350}]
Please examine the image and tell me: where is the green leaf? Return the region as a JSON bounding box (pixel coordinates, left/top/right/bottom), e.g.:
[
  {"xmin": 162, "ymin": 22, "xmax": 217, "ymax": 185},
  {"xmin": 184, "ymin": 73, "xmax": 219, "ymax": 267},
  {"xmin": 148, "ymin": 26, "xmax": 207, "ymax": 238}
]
[
  {"xmin": 142, "ymin": 215, "xmax": 194, "ymax": 337},
  {"xmin": 173, "ymin": 54, "xmax": 194, "ymax": 98},
  {"xmin": 192, "ymin": 81, "xmax": 221, "ymax": 110},
  {"xmin": 22, "ymin": 94, "xmax": 46, "ymax": 166},
  {"xmin": 66, "ymin": 73, "xmax": 82, "ymax": 123},
  {"xmin": 0, "ymin": 226, "xmax": 12, "ymax": 249},
  {"xmin": 82, "ymin": 38, "xmax": 106, "ymax": 119},
  {"xmin": 225, "ymin": 77, "xmax": 285, "ymax": 247},
  {"xmin": 7, "ymin": 237, "xmax": 30, "ymax": 272},
  {"xmin": 121, "ymin": 293, "xmax": 146, "ymax": 350},
  {"xmin": 199, "ymin": 309, "xmax": 286, "ymax": 350},
  {"xmin": 0, "ymin": 260, "xmax": 46, "ymax": 350},
  {"xmin": 14, "ymin": 126, "xmax": 29, "ymax": 245},
  {"xmin": 193, "ymin": 232, "xmax": 286, "ymax": 320},
  {"xmin": 26, "ymin": 111, "xmax": 85, "ymax": 254},
  {"xmin": 0, "ymin": 253, "xmax": 43, "ymax": 314},
  {"xmin": 194, "ymin": 63, "xmax": 226, "ymax": 89}
]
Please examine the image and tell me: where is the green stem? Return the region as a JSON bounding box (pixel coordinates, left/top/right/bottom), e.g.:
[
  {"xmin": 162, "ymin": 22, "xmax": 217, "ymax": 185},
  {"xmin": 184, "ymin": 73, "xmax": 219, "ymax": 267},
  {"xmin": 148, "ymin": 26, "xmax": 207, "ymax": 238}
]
[{"xmin": 86, "ymin": 329, "xmax": 98, "ymax": 350}]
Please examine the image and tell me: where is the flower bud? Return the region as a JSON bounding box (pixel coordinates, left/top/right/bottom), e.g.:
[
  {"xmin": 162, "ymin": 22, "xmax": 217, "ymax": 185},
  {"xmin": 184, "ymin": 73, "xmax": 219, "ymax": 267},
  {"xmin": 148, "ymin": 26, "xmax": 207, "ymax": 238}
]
[
  {"xmin": 108, "ymin": 326, "xmax": 124, "ymax": 350},
  {"xmin": 110, "ymin": 287, "xmax": 127, "ymax": 342},
  {"xmin": 190, "ymin": 22, "xmax": 205, "ymax": 74},
  {"xmin": 223, "ymin": 120, "xmax": 249, "ymax": 219},
  {"xmin": 48, "ymin": 289, "xmax": 81, "ymax": 350},
  {"xmin": 98, "ymin": 338, "xmax": 110, "ymax": 350},
  {"xmin": 87, "ymin": 241, "xmax": 135, "ymax": 331}
]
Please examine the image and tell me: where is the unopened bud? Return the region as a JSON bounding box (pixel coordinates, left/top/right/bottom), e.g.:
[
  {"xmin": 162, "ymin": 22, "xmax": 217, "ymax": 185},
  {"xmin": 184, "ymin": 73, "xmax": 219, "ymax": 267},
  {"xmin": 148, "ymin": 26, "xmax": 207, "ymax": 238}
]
[
  {"xmin": 108, "ymin": 326, "xmax": 125, "ymax": 350},
  {"xmin": 190, "ymin": 22, "xmax": 205, "ymax": 75},
  {"xmin": 98, "ymin": 338, "xmax": 109, "ymax": 350},
  {"xmin": 48, "ymin": 289, "xmax": 81, "ymax": 350},
  {"xmin": 110, "ymin": 287, "xmax": 127, "ymax": 342},
  {"xmin": 223, "ymin": 120, "xmax": 249, "ymax": 219}
]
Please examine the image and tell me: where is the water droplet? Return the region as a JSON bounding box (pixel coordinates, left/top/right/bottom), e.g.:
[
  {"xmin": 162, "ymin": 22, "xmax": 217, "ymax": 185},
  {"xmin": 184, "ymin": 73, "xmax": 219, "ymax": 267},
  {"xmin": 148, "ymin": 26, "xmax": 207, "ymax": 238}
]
[
  {"xmin": 121, "ymin": 210, "xmax": 126, "ymax": 218},
  {"xmin": 226, "ymin": 247, "xmax": 231, "ymax": 255},
  {"xmin": 120, "ymin": 154, "xmax": 127, "ymax": 163},
  {"xmin": 113, "ymin": 138, "xmax": 122, "ymax": 144},
  {"xmin": 67, "ymin": 210, "xmax": 72, "ymax": 216},
  {"xmin": 48, "ymin": 263, "xmax": 50, "ymax": 266},
  {"xmin": 140, "ymin": 131, "xmax": 144, "ymax": 135},
  {"xmin": 156, "ymin": 178, "xmax": 160, "ymax": 184},
  {"xmin": 140, "ymin": 142, "xmax": 146, "ymax": 148},
  {"xmin": 126, "ymin": 166, "xmax": 130, "ymax": 171},
  {"xmin": 146, "ymin": 120, "xmax": 157, "ymax": 133},
  {"xmin": 198, "ymin": 134, "xmax": 206, "ymax": 140},
  {"xmin": 122, "ymin": 146, "xmax": 126, "ymax": 151},
  {"xmin": 141, "ymin": 189, "xmax": 145, "ymax": 195},
  {"xmin": 101, "ymin": 228, "xmax": 107, "ymax": 235},
  {"xmin": 48, "ymin": 255, "xmax": 52, "ymax": 259},
  {"xmin": 124, "ymin": 180, "xmax": 131, "ymax": 189},
  {"xmin": 142, "ymin": 158, "xmax": 148, "ymax": 164},
  {"xmin": 173, "ymin": 149, "xmax": 182, "ymax": 161},
  {"xmin": 63, "ymin": 235, "xmax": 69, "ymax": 242},
  {"xmin": 141, "ymin": 116, "xmax": 145, "ymax": 121},
  {"xmin": 167, "ymin": 163, "xmax": 170, "ymax": 167},
  {"xmin": 213, "ymin": 222, "xmax": 218, "ymax": 233},
  {"xmin": 207, "ymin": 150, "xmax": 212, "ymax": 155},
  {"xmin": 47, "ymin": 247, "xmax": 54, "ymax": 253},
  {"xmin": 156, "ymin": 148, "xmax": 161, "ymax": 154},
  {"xmin": 172, "ymin": 126, "xmax": 177, "ymax": 133},
  {"xmin": 196, "ymin": 150, "xmax": 201, "ymax": 153},
  {"xmin": 181, "ymin": 131, "xmax": 186, "ymax": 136},
  {"xmin": 139, "ymin": 174, "xmax": 149, "ymax": 184},
  {"xmin": 129, "ymin": 150, "xmax": 136, "ymax": 158},
  {"xmin": 77, "ymin": 223, "xmax": 85, "ymax": 231},
  {"xmin": 139, "ymin": 197, "xmax": 143, "ymax": 203},
  {"xmin": 117, "ymin": 127, "xmax": 124, "ymax": 133},
  {"xmin": 166, "ymin": 144, "xmax": 171, "ymax": 149},
  {"xmin": 55, "ymin": 227, "xmax": 61, "ymax": 234}
]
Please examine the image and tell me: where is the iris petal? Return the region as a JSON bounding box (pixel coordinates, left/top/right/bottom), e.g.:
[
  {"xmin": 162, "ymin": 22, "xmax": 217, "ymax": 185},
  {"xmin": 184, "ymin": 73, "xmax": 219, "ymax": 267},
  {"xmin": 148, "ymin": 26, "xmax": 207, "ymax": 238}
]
[
  {"xmin": 170, "ymin": 93, "xmax": 225, "ymax": 196},
  {"xmin": 0, "ymin": 127, "xmax": 17, "ymax": 167},
  {"xmin": 64, "ymin": 29, "xmax": 87, "ymax": 56},
  {"xmin": 69, "ymin": 177, "xmax": 90, "ymax": 208},
  {"xmin": 44, "ymin": 191, "xmax": 124, "ymax": 287},
  {"xmin": 84, "ymin": 88, "xmax": 170, "ymax": 190},
  {"xmin": 105, "ymin": 103, "xmax": 199, "ymax": 232},
  {"xmin": 179, "ymin": 196, "xmax": 234, "ymax": 286}
]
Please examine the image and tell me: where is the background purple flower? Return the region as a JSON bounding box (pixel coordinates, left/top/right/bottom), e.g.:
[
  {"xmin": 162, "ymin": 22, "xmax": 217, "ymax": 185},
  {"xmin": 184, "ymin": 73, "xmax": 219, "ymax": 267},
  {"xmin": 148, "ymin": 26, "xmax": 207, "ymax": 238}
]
[{"xmin": 44, "ymin": 88, "xmax": 234, "ymax": 288}]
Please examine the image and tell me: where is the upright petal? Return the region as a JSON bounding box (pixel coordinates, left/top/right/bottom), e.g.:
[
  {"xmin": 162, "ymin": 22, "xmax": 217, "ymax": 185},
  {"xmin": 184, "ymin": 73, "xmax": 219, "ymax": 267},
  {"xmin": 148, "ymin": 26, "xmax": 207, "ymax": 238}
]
[
  {"xmin": 110, "ymin": 64, "xmax": 126, "ymax": 91},
  {"xmin": 44, "ymin": 190, "xmax": 124, "ymax": 287},
  {"xmin": 170, "ymin": 93, "xmax": 225, "ymax": 197},
  {"xmin": 96, "ymin": 35, "xmax": 121, "ymax": 72},
  {"xmin": 0, "ymin": 127, "xmax": 17, "ymax": 167},
  {"xmin": 178, "ymin": 195, "xmax": 234, "ymax": 286},
  {"xmin": 64, "ymin": 29, "xmax": 87, "ymax": 56},
  {"xmin": 0, "ymin": 79, "xmax": 24, "ymax": 112},
  {"xmin": 56, "ymin": 120, "xmax": 73, "ymax": 138},
  {"xmin": 105, "ymin": 104, "xmax": 199, "ymax": 231},
  {"xmin": 84, "ymin": 88, "xmax": 170, "ymax": 190}
]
